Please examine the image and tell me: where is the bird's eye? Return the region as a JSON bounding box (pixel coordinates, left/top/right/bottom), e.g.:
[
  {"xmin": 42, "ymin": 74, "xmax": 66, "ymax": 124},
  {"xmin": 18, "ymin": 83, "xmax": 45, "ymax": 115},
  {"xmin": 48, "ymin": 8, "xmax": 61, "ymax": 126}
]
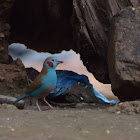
[{"xmin": 52, "ymin": 59, "xmax": 54, "ymax": 61}]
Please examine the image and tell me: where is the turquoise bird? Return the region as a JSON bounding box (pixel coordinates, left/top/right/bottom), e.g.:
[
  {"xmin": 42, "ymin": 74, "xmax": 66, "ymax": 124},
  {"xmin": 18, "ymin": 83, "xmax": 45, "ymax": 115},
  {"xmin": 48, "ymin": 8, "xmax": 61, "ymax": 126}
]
[{"xmin": 12, "ymin": 57, "xmax": 63, "ymax": 111}]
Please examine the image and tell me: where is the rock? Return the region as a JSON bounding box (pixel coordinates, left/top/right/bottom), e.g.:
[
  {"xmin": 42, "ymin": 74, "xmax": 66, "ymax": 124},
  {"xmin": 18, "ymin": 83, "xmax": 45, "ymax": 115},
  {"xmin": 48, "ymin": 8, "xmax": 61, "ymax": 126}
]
[
  {"xmin": 108, "ymin": 7, "xmax": 140, "ymax": 101},
  {"xmin": 14, "ymin": 58, "xmax": 24, "ymax": 67},
  {"xmin": 0, "ymin": 0, "xmax": 14, "ymax": 64},
  {"xmin": 108, "ymin": 101, "xmax": 140, "ymax": 114},
  {"xmin": 72, "ymin": 0, "xmax": 109, "ymax": 83},
  {"xmin": 64, "ymin": 83, "xmax": 99, "ymax": 103},
  {"xmin": 0, "ymin": 76, "xmax": 5, "ymax": 81},
  {"xmin": 47, "ymin": 83, "xmax": 99, "ymax": 104},
  {"xmin": 71, "ymin": 0, "xmax": 140, "ymax": 83},
  {"xmin": 0, "ymin": 104, "xmax": 17, "ymax": 110},
  {"xmin": 13, "ymin": 68, "xmax": 21, "ymax": 72},
  {"xmin": 0, "ymin": 62, "xmax": 27, "ymax": 98},
  {"xmin": 0, "ymin": 95, "xmax": 25, "ymax": 109},
  {"xmin": 26, "ymin": 67, "xmax": 39, "ymax": 81}
]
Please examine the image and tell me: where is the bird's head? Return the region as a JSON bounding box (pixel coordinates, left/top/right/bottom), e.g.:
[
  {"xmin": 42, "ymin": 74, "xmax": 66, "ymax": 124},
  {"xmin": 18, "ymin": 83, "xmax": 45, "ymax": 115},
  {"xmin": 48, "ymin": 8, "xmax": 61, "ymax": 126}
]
[{"xmin": 44, "ymin": 57, "xmax": 63, "ymax": 70}]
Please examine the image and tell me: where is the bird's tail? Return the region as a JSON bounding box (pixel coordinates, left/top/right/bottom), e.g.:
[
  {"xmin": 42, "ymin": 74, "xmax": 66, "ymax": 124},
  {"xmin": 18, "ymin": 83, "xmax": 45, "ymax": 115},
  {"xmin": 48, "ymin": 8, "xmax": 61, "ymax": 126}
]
[{"xmin": 12, "ymin": 94, "xmax": 28, "ymax": 104}]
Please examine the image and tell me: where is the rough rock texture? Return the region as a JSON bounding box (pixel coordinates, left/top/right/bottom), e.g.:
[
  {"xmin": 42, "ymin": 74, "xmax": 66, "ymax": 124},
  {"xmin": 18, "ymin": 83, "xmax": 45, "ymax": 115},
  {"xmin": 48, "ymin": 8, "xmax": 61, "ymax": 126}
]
[
  {"xmin": 0, "ymin": 0, "xmax": 15, "ymax": 63},
  {"xmin": 48, "ymin": 83, "xmax": 99, "ymax": 104},
  {"xmin": 108, "ymin": 101, "xmax": 140, "ymax": 114},
  {"xmin": 0, "ymin": 0, "xmax": 28, "ymax": 99},
  {"xmin": 26, "ymin": 67, "xmax": 39, "ymax": 82},
  {"xmin": 71, "ymin": 0, "xmax": 140, "ymax": 83},
  {"xmin": 0, "ymin": 59, "xmax": 27, "ymax": 98},
  {"xmin": 108, "ymin": 7, "xmax": 140, "ymax": 101},
  {"xmin": 61, "ymin": 83, "xmax": 99, "ymax": 103}
]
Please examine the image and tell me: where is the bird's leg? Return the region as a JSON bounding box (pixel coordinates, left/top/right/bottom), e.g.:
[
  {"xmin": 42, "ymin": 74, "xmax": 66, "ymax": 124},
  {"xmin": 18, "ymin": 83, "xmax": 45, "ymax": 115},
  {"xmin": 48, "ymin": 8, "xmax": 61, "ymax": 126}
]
[
  {"xmin": 43, "ymin": 97, "xmax": 54, "ymax": 109},
  {"xmin": 35, "ymin": 99, "xmax": 41, "ymax": 111}
]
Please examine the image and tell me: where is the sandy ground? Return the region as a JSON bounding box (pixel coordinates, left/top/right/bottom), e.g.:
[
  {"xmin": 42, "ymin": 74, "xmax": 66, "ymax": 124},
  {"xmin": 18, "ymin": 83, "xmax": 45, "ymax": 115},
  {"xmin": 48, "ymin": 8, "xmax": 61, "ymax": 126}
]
[{"xmin": 0, "ymin": 104, "xmax": 140, "ymax": 140}]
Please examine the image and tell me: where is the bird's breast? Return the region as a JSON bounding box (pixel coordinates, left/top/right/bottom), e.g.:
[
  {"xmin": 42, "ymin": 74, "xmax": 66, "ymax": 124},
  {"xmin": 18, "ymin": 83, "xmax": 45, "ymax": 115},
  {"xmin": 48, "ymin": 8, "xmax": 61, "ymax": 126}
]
[{"xmin": 41, "ymin": 71, "xmax": 57, "ymax": 90}]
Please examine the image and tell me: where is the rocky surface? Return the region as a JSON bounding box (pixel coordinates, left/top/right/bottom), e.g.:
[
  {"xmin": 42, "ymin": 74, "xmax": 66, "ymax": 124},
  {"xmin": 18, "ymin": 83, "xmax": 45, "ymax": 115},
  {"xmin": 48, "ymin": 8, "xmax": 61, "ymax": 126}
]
[
  {"xmin": 63, "ymin": 83, "xmax": 99, "ymax": 103},
  {"xmin": 0, "ymin": 58, "xmax": 27, "ymax": 98},
  {"xmin": 108, "ymin": 7, "xmax": 140, "ymax": 101},
  {"xmin": 108, "ymin": 101, "xmax": 140, "ymax": 114},
  {"xmin": 0, "ymin": 0, "xmax": 28, "ymax": 100},
  {"xmin": 47, "ymin": 83, "xmax": 99, "ymax": 104},
  {"xmin": 71, "ymin": 0, "xmax": 140, "ymax": 83},
  {"xmin": 0, "ymin": 95, "xmax": 24, "ymax": 109},
  {"xmin": 0, "ymin": 0, "xmax": 15, "ymax": 63},
  {"xmin": 26, "ymin": 67, "xmax": 39, "ymax": 82}
]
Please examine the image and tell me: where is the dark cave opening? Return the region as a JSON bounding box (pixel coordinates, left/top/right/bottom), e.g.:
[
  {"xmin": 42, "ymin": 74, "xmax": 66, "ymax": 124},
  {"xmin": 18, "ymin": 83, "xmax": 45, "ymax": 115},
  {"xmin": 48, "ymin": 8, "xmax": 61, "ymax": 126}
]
[
  {"xmin": 9, "ymin": 0, "xmax": 74, "ymax": 53},
  {"xmin": 8, "ymin": 0, "xmax": 111, "ymax": 84}
]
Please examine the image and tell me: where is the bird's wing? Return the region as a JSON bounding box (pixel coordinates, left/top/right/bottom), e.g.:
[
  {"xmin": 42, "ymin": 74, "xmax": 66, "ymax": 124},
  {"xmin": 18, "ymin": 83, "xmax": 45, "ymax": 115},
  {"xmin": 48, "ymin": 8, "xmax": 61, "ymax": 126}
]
[{"xmin": 26, "ymin": 74, "xmax": 42, "ymax": 94}]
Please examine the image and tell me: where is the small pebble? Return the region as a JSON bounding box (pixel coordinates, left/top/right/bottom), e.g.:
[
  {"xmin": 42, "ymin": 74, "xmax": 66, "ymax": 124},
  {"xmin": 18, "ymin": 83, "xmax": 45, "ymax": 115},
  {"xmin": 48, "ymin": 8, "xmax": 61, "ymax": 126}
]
[
  {"xmin": 106, "ymin": 130, "xmax": 110, "ymax": 134},
  {"xmin": 7, "ymin": 118, "xmax": 10, "ymax": 121},
  {"xmin": 116, "ymin": 111, "xmax": 121, "ymax": 114},
  {"xmin": 10, "ymin": 128, "xmax": 15, "ymax": 132}
]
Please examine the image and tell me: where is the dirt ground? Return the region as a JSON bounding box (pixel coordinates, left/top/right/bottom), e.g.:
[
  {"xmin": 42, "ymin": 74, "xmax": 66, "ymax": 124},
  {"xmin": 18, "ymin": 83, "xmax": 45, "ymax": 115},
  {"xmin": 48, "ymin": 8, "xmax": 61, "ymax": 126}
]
[{"xmin": 0, "ymin": 104, "xmax": 140, "ymax": 140}]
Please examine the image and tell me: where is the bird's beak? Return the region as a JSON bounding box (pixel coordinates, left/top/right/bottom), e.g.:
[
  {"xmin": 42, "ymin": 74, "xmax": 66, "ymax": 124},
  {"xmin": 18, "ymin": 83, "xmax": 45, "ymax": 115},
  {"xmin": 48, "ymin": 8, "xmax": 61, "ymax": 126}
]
[{"xmin": 57, "ymin": 59, "xmax": 63, "ymax": 64}]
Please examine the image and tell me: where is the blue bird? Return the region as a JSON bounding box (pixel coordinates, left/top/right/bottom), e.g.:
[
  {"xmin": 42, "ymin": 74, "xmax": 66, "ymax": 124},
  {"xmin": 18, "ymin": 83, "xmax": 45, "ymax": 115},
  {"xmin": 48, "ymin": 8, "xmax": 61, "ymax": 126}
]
[{"xmin": 12, "ymin": 57, "xmax": 63, "ymax": 111}]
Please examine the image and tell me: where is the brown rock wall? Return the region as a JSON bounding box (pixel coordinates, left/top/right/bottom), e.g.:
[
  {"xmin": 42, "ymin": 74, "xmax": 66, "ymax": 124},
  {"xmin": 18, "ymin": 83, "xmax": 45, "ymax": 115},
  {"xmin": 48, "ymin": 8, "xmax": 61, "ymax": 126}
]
[{"xmin": 108, "ymin": 7, "xmax": 140, "ymax": 101}]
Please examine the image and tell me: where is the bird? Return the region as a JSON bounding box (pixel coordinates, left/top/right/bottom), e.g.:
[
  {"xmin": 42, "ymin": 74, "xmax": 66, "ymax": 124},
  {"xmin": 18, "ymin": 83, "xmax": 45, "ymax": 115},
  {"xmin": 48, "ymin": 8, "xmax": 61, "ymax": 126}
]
[{"xmin": 12, "ymin": 57, "xmax": 63, "ymax": 111}]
